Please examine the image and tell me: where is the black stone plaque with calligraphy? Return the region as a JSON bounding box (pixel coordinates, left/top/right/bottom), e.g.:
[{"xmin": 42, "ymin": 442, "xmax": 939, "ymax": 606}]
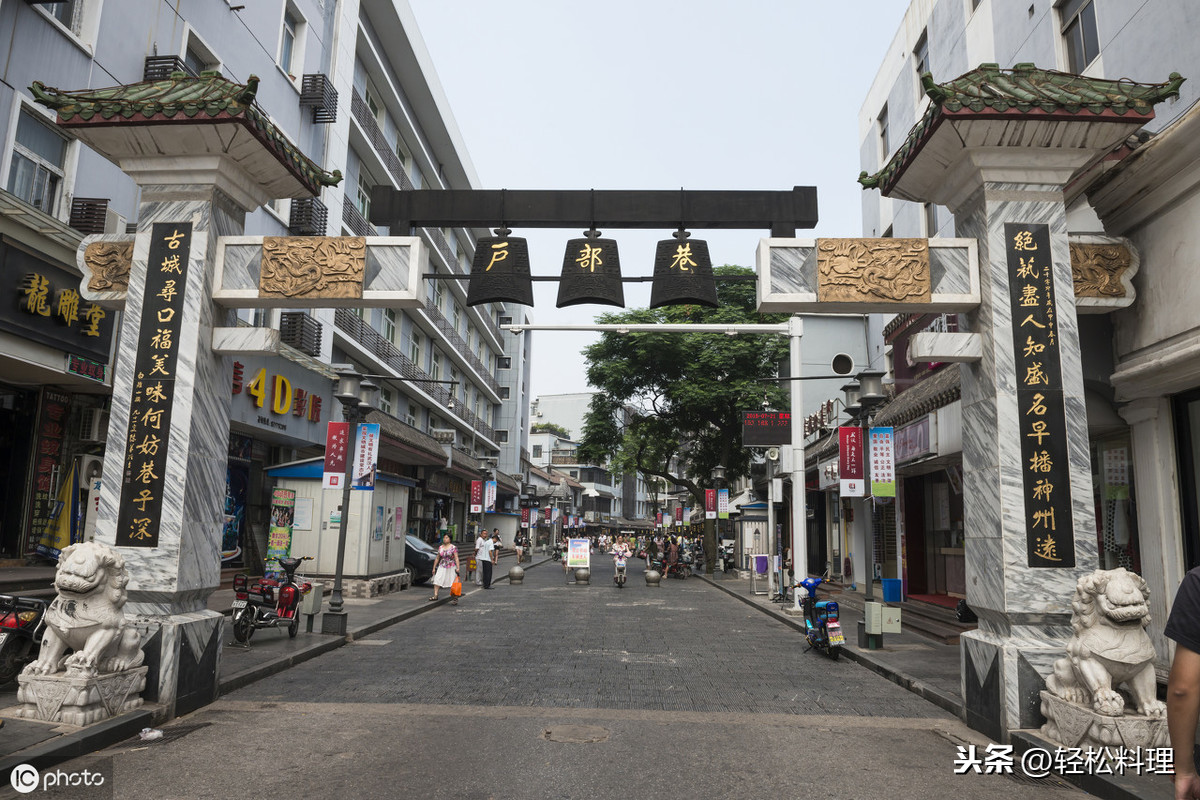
[
  {"xmin": 1006, "ymin": 223, "xmax": 1074, "ymax": 567},
  {"xmin": 116, "ymin": 222, "xmax": 192, "ymax": 548}
]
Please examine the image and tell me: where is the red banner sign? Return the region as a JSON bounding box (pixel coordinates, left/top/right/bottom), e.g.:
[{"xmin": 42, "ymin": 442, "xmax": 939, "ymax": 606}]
[
  {"xmin": 323, "ymin": 421, "xmax": 349, "ymax": 489},
  {"xmin": 520, "ymin": 508, "xmax": 530, "ymax": 529},
  {"xmin": 470, "ymin": 481, "xmax": 483, "ymax": 514},
  {"xmin": 839, "ymin": 426, "xmax": 865, "ymax": 497},
  {"xmin": 705, "ymin": 489, "xmax": 717, "ymax": 520}
]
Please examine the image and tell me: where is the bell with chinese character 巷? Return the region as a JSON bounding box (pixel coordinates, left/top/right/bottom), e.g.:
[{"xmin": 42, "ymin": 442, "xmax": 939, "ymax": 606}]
[
  {"xmin": 649, "ymin": 230, "xmax": 717, "ymax": 309},
  {"xmin": 557, "ymin": 230, "xmax": 624, "ymax": 308},
  {"xmin": 467, "ymin": 229, "xmax": 534, "ymax": 307}
]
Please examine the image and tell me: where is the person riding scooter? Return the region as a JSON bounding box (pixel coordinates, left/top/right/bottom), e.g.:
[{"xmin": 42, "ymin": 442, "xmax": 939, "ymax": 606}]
[{"xmin": 612, "ymin": 535, "xmax": 632, "ymax": 588}]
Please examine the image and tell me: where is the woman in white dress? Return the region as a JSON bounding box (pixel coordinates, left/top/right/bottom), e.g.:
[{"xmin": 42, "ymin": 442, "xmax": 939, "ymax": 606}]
[{"xmin": 429, "ymin": 533, "xmax": 461, "ymax": 605}]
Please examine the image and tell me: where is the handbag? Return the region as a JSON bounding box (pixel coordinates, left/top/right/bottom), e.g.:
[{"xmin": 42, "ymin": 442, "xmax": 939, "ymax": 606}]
[{"xmin": 451, "ymin": 577, "xmax": 463, "ymax": 597}]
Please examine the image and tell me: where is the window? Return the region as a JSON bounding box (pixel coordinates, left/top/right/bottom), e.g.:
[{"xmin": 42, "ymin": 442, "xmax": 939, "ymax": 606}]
[
  {"xmin": 356, "ymin": 173, "xmax": 372, "ymax": 219},
  {"xmin": 7, "ymin": 108, "xmax": 67, "ymax": 214},
  {"xmin": 380, "ymin": 387, "xmax": 393, "ymax": 415},
  {"xmin": 913, "ymin": 31, "xmax": 931, "ymax": 101},
  {"xmin": 48, "ymin": 1, "xmax": 78, "ymax": 30},
  {"xmin": 184, "ymin": 31, "xmax": 221, "ymax": 77},
  {"xmin": 1060, "ymin": 0, "xmax": 1099, "ymax": 73},
  {"xmin": 382, "ymin": 308, "xmax": 396, "ymax": 343},
  {"xmin": 408, "ymin": 403, "xmax": 418, "ymax": 426},
  {"xmin": 409, "ymin": 332, "xmax": 423, "ymax": 367},
  {"xmin": 497, "ymin": 356, "xmax": 512, "ymax": 370},
  {"xmin": 924, "ymin": 204, "xmax": 938, "ymax": 237},
  {"xmin": 877, "ymin": 104, "xmax": 890, "ymax": 162},
  {"xmin": 363, "ymin": 81, "xmax": 384, "ymax": 126},
  {"xmin": 453, "ymin": 303, "xmax": 463, "ymax": 333},
  {"xmin": 496, "ymin": 430, "xmax": 509, "ymax": 443},
  {"xmin": 431, "ymin": 349, "xmax": 442, "ymax": 380},
  {"xmin": 532, "ymin": 445, "xmax": 542, "ymax": 458},
  {"xmin": 280, "ymin": 9, "xmax": 299, "ymax": 75},
  {"xmin": 411, "ymin": 163, "xmax": 423, "ymax": 190},
  {"xmin": 433, "ymin": 277, "xmax": 445, "ymax": 311},
  {"xmin": 500, "ymin": 387, "xmax": 511, "ymax": 400},
  {"xmin": 499, "ymin": 315, "xmax": 513, "ymax": 326}
]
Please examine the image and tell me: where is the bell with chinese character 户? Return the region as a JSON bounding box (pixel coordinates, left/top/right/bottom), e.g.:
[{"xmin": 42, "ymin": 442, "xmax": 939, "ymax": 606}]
[
  {"xmin": 466, "ymin": 229, "xmax": 533, "ymax": 307},
  {"xmin": 649, "ymin": 230, "xmax": 717, "ymax": 308},
  {"xmin": 556, "ymin": 230, "xmax": 624, "ymax": 308}
]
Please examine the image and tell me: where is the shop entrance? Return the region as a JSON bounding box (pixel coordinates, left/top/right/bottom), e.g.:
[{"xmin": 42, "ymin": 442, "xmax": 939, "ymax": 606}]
[{"xmin": 0, "ymin": 385, "xmax": 36, "ymax": 559}]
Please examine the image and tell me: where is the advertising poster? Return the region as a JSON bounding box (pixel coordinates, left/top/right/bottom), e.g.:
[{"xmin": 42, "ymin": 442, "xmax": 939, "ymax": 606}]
[
  {"xmin": 520, "ymin": 508, "xmax": 530, "ymax": 529},
  {"xmin": 395, "ymin": 506, "xmax": 405, "ymax": 539},
  {"xmin": 351, "ymin": 423, "xmax": 380, "ymax": 490},
  {"xmin": 323, "ymin": 421, "xmax": 349, "ymax": 489},
  {"xmin": 374, "ymin": 505, "xmax": 384, "ymax": 540},
  {"xmin": 266, "ymin": 488, "xmax": 295, "ymax": 579},
  {"xmin": 705, "ymin": 489, "xmax": 717, "ymax": 520},
  {"xmin": 869, "ymin": 427, "xmax": 896, "ymax": 497},
  {"xmin": 470, "ymin": 480, "xmax": 483, "ymax": 514},
  {"xmin": 567, "ymin": 538, "xmax": 591, "ymax": 568},
  {"xmin": 36, "ymin": 462, "xmax": 79, "ymax": 561},
  {"xmin": 839, "ymin": 426, "xmax": 865, "ymax": 497},
  {"xmin": 718, "ymin": 488, "xmax": 729, "ymax": 519},
  {"xmin": 485, "ymin": 480, "xmax": 497, "ymax": 513}
]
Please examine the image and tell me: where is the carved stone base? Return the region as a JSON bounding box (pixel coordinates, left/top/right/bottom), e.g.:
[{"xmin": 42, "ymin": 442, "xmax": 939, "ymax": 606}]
[
  {"xmin": 1040, "ymin": 691, "xmax": 1168, "ymax": 750},
  {"xmin": 15, "ymin": 666, "xmax": 147, "ymax": 726}
]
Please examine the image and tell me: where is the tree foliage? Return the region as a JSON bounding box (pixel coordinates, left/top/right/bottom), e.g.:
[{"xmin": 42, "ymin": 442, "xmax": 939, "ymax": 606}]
[
  {"xmin": 530, "ymin": 422, "xmax": 571, "ymax": 439},
  {"xmin": 578, "ymin": 265, "xmax": 789, "ymax": 505}
]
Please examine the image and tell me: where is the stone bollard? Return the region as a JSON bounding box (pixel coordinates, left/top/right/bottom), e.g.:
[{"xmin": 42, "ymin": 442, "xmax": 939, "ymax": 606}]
[
  {"xmin": 645, "ymin": 569, "xmax": 661, "ymax": 587},
  {"xmin": 508, "ymin": 565, "xmax": 525, "ymax": 584},
  {"xmin": 574, "ymin": 568, "xmax": 590, "ymax": 585}
]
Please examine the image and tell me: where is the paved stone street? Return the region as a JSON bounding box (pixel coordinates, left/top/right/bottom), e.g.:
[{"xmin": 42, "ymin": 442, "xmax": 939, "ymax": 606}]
[{"xmin": 55, "ymin": 560, "xmax": 1084, "ymax": 799}]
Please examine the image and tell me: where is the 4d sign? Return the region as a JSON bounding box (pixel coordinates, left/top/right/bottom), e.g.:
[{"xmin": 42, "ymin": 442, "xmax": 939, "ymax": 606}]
[{"xmin": 230, "ymin": 358, "xmax": 330, "ymax": 443}]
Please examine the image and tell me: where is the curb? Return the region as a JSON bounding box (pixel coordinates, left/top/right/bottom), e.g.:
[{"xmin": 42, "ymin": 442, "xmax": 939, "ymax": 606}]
[
  {"xmin": 697, "ymin": 574, "xmax": 966, "ymax": 721},
  {"xmin": 0, "ymin": 707, "xmax": 155, "ymax": 775}
]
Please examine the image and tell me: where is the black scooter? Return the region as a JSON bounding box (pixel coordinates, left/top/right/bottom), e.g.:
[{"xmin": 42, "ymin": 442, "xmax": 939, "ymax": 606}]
[{"xmin": 0, "ymin": 594, "xmax": 49, "ymax": 684}]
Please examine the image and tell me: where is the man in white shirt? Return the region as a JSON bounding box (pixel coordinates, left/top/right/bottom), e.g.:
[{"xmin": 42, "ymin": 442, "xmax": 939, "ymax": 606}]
[{"xmin": 475, "ymin": 528, "xmax": 495, "ymax": 589}]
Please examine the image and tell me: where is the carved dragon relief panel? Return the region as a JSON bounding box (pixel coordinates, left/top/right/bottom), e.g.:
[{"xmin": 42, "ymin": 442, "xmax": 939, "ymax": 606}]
[
  {"xmin": 1070, "ymin": 241, "xmax": 1133, "ymax": 299},
  {"xmin": 84, "ymin": 241, "xmax": 133, "ymax": 292},
  {"xmin": 259, "ymin": 236, "xmax": 366, "ymax": 299},
  {"xmin": 817, "ymin": 238, "xmax": 931, "ymax": 304}
]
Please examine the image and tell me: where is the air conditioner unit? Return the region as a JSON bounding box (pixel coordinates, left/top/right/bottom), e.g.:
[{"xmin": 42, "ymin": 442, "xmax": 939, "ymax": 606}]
[
  {"xmin": 80, "ymin": 408, "xmax": 109, "ymax": 443},
  {"xmin": 79, "ymin": 455, "xmax": 104, "ymax": 482},
  {"xmin": 410, "ymin": 487, "xmax": 423, "ymax": 502},
  {"xmin": 104, "ymin": 207, "xmax": 126, "ymax": 235}
]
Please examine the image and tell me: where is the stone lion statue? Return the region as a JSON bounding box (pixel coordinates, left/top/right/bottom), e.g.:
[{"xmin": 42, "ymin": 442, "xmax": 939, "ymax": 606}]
[
  {"xmin": 1046, "ymin": 567, "xmax": 1164, "ymax": 718},
  {"xmin": 24, "ymin": 542, "xmax": 144, "ymax": 677}
]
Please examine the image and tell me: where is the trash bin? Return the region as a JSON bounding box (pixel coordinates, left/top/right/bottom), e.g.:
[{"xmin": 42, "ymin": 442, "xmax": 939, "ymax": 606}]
[{"xmin": 881, "ymin": 578, "xmax": 903, "ymax": 603}]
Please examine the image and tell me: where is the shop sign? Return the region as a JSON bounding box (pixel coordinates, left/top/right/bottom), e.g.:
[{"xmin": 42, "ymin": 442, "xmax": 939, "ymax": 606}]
[
  {"xmin": 817, "ymin": 457, "xmax": 839, "ymax": 490},
  {"xmin": 231, "ymin": 357, "xmax": 328, "ymax": 444},
  {"xmin": 323, "ymin": 421, "xmax": 349, "ymax": 488},
  {"xmin": 470, "ymin": 480, "xmax": 483, "ymax": 513},
  {"xmin": 351, "ymin": 423, "xmax": 380, "ymax": 491},
  {"xmin": 742, "ymin": 411, "xmax": 791, "ymax": 446},
  {"xmin": 838, "ymin": 426, "xmax": 864, "ymax": 497},
  {"xmin": 869, "ymin": 427, "xmax": 896, "ymax": 498},
  {"xmin": 24, "ymin": 388, "xmax": 71, "ymax": 555},
  {"xmin": 1, "ymin": 239, "xmax": 115, "ymax": 363},
  {"xmin": 1007, "ymin": 223, "xmax": 1074, "ymax": 567},
  {"xmin": 116, "ymin": 224, "xmax": 192, "ymax": 548},
  {"xmin": 66, "ymin": 354, "xmax": 107, "ymax": 383},
  {"xmin": 894, "ymin": 416, "xmax": 934, "ymax": 464}
]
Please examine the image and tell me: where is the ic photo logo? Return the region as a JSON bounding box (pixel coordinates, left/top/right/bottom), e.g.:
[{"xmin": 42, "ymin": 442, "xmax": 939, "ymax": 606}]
[{"xmin": 9, "ymin": 762, "xmax": 108, "ymax": 794}]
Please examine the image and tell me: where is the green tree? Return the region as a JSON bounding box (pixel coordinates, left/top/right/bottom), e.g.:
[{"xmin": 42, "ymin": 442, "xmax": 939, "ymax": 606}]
[
  {"xmin": 530, "ymin": 422, "xmax": 571, "ymax": 439},
  {"xmin": 578, "ymin": 265, "xmax": 789, "ymax": 572}
]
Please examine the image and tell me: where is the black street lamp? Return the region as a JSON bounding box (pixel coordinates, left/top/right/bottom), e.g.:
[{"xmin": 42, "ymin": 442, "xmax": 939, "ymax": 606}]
[
  {"xmin": 322, "ymin": 365, "xmax": 380, "ymax": 637},
  {"xmin": 708, "ymin": 464, "xmax": 726, "ymax": 575}
]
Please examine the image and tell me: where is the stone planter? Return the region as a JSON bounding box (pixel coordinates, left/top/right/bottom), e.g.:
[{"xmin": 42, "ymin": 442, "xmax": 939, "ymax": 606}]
[
  {"xmin": 574, "ymin": 568, "xmax": 590, "ymax": 585},
  {"xmin": 645, "ymin": 569, "xmax": 661, "ymax": 587},
  {"xmin": 508, "ymin": 565, "xmax": 525, "ymax": 584}
]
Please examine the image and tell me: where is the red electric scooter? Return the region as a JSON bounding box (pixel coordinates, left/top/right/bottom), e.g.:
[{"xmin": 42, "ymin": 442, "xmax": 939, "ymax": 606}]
[{"xmin": 231, "ymin": 557, "xmax": 313, "ymax": 643}]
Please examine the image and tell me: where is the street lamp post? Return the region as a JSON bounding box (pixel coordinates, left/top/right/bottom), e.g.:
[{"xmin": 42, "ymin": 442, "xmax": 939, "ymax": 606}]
[
  {"xmin": 710, "ymin": 464, "xmax": 726, "ymax": 575},
  {"xmin": 322, "ymin": 366, "xmax": 379, "ymax": 637}
]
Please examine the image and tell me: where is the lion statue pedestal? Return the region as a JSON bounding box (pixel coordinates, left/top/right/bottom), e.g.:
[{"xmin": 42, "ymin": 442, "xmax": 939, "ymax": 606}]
[
  {"xmin": 14, "ymin": 542, "xmax": 147, "ymax": 725},
  {"xmin": 1040, "ymin": 568, "xmax": 1167, "ymax": 750}
]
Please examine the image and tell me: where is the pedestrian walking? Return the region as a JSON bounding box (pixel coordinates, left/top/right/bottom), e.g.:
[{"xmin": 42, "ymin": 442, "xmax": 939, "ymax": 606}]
[
  {"xmin": 476, "ymin": 527, "xmax": 495, "ymax": 589},
  {"xmin": 1166, "ymin": 565, "xmax": 1200, "ymax": 798},
  {"xmin": 429, "ymin": 533, "xmax": 460, "ymax": 605},
  {"xmin": 514, "ymin": 532, "xmax": 526, "ymax": 564}
]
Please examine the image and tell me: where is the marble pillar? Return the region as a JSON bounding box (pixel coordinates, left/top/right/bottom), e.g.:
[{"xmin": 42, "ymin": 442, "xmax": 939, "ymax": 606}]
[
  {"xmin": 952, "ymin": 180, "xmax": 1099, "ymax": 740},
  {"xmin": 95, "ymin": 181, "xmax": 246, "ymax": 718}
]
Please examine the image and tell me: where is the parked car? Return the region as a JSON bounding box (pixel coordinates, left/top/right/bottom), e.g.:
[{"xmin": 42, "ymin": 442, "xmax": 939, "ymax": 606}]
[{"xmin": 405, "ymin": 536, "xmax": 438, "ymax": 585}]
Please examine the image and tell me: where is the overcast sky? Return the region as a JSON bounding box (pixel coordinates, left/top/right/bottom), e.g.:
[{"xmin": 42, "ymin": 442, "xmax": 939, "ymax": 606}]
[{"xmin": 405, "ymin": 1, "xmax": 909, "ymax": 401}]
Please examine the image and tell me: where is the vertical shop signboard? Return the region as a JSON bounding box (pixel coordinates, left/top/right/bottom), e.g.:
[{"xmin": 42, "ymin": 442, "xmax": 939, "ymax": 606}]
[
  {"xmin": 869, "ymin": 427, "xmax": 896, "ymax": 497},
  {"xmin": 116, "ymin": 223, "xmax": 192, "ymax": 548},
  {"xmin": 266, "ymin": 488, "xmax": 295, "ymax": 579},
  {"xmin": 323, "ymin": 421, "xmax": 349, "ymax": 488},
  {"xmin": 470, "ymin": 480, "xmax": 483, "ymax": 514},
  {"xmin": 484, "ymin": 480, "xmax": 497, "ymax": 513},
  {"xmin": 25, "ymin": 389, "xmax": 71, "ymax": 555},
  {"xmin": 351, "ymin": 422, "xmax": 379, "ymax": 490},
  {"xmin": 839, "ymin": 426, "xmax": 864, "ymax": 497},
  {"xmin": 1006, "ymin": 223, "xmax": 1075, "ymax": 567}
]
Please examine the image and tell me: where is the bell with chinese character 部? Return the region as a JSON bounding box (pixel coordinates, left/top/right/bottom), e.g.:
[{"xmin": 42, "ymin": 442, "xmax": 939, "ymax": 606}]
[
  {"xmin": 466, "ymin": 228, "xmax": 533, "ymax": 307},
  {"xmin": 649, "ymin": 230, "xmax": 718, "ymax": 308},
  {"xmin": 556, "ymin": 229, "xmax": 624, "ymax": 308}
]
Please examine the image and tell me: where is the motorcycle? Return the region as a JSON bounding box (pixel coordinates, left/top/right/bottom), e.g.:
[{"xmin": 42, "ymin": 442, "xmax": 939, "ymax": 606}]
[
  {"xmin": 231, "ymin": 557, "xmax": 313, "ymax": 643},
  {"xmin": 613, "ymin": 554, "xmax": 627, "ymax": 588},
  {"xmin": 798, "ymin": 573, "xmax": 842, "ymax": 660},
  {"xmin": 0, "ymin": 594, "xmax": 48, "ymax": 685},
  {"xmin": 719, "ymin": 542, "xmax": 737, "ymax": 573},
  {"xmin": 552, "ymin": 544, "xmax": 563, "ymax": 562}
]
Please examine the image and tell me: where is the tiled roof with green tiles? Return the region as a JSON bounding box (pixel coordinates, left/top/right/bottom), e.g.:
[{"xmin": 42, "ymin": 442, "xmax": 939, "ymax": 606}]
[
  {"xmin": 30, "ymin": 72, "xmax": 342, "ymax": 195},
  {"xmin": 859, "ymin": 63, "xmax": 1184, "ymax": 197}
]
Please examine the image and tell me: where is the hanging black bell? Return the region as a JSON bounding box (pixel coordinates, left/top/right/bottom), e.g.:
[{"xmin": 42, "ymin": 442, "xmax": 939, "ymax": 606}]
[
  {"xmin": 466, "ymin": 229, "xmax": 533, "ymax": 307},
  {"xmin": 649, "ymin": 231, "xmax": 718, "ymax": 308},
  {"xmin": 556, "ymin": 230, "xmax": 625, "ymax": 308}
]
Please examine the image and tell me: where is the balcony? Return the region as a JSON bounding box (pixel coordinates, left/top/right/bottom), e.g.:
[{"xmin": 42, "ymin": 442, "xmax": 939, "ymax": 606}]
[
  {"xmin": 422, "ymin": 299, "xmax": 500, "ymax": 396},
  {"xmin": 342, "ymin": 196, "xmax": 376, "ymax": 237},
  {"xmin": 143, "ymin": 56, "xmax": 196, "ymax": 82},
  {"xmin": 333, "ymin": 308, "xmax": 497, "ymax": 442},
  {"xmin": 350, "ymin": 89, "xmax": 414, "ymax": 192},
  {"xmin": 299, "ymin": 74, "xmax": 338, "ymax": 124}
]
